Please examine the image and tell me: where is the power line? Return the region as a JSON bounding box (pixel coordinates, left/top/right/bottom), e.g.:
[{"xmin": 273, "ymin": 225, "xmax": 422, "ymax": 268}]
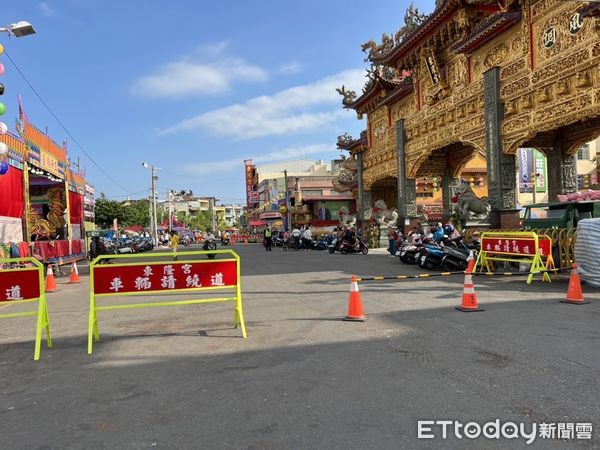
[{"xmin": 4, "ymin": 50, "xmax": 134, "ymax": 194}]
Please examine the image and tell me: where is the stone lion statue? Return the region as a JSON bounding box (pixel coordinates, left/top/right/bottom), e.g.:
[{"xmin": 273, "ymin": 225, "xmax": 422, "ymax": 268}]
[
  {"xmin": 454, "ymin": 184, "xmax": 491, "ymax": 221},
  {"xmin": 369, "ymin": 199, "xmax": 399, "ymax": 227},
  {"xmin": 338, "ymin": 206, "xmax": 356, "ymax": 228}
]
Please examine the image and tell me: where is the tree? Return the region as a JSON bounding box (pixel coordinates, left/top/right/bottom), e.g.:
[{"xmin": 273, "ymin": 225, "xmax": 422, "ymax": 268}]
[{"xmin": 93, "ymin": 198, "xmax": 150, "ymax": 229}]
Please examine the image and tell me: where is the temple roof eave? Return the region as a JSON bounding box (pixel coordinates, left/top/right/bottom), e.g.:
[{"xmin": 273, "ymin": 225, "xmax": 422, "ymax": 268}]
[
  {"xmin": 452, "ymin": 11, "xmax": 521, "ymax": 54},
  {"xmin": 370, "ymin": 0, "xmax": 461, "ymax": 67}
]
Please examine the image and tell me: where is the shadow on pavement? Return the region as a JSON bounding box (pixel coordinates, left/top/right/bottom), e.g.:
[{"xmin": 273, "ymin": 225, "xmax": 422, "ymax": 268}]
[{"xmin": 1, "ymin": 294, "xmax": 598, "ymax": 449}]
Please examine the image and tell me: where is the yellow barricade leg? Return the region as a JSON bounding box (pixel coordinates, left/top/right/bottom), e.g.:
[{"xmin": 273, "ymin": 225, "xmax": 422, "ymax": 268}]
[
  {"xmin": 88, "ymin": 293, "xmax": 99, "ymax": 355},
  {"xmin": 33, "ymin": 295, "xmax": 52, "ymax": 361},
  {"xmin": 234, "ymin": 283, "xmax": 247, "ymax": 338}
]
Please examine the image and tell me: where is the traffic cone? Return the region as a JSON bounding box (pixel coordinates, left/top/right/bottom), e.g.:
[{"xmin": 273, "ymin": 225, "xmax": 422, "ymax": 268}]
[
  {"xmin": 68, "ymin": 261, "xmax": 81, "ymax": 284},
  {"xmin": 456, "ymin": 256, "xmax": 484, "ymax": 312},
  {"xmin": 560, "ymin": 263, "xmax": 589, "ymax": 305},
  {"xmin": 343, "ymin": 275, "xmax": 366, "ymax": 322},
  {"xmin": 45, "ymin": 265, "xmax": 58, "ymax": 293},
  {"xmin": 244, "ymin": 236, "xmax": 248, "ymax": 245}
]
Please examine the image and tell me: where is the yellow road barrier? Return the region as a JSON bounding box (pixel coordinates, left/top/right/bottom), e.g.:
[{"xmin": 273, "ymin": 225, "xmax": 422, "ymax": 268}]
[
  {"xmin": 88, "ymin": 249, "xmax": 247, "ymax": 355},
  {"xmin": 474, "ymin": 231, "xmax": 556, "ymax": 284},
  {"xmin": 0, "ymin": 257, "xmax": 52, "ymax": 360}
]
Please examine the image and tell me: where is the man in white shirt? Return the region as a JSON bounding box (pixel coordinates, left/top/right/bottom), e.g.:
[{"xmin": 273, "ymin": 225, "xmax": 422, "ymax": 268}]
[
  {"xmin": 302, "ymin": 226, "xmax": 313, "ymax": 251},
  {"xmin": 291, "ymin": 226, "xmax": 301, "ymax": 250}
]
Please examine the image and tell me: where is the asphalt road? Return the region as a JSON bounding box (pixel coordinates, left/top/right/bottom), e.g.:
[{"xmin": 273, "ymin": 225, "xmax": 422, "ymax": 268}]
[{"xmin": 1, "ymin": 244, "xmax": 599, "ymax": 449}]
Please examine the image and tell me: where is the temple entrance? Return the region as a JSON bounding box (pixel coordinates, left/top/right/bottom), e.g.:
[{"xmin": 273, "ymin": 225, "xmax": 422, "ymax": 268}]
[
  {"xmin": 411, "ymin": 142, "xmax": 484, "ymax": 222},
  {"xmin": 369, "ymin": 176, "xmax": 397, "ymax": 212},
  {"xmin": 515, "ymin": 117, "xmax": 600, "ymax": 202}
]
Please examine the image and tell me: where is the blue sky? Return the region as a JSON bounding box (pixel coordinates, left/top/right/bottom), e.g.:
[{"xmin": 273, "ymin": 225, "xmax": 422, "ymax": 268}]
[{"xmin": 1, "ymin": 0, "xmax": 435, "ymax": 203}]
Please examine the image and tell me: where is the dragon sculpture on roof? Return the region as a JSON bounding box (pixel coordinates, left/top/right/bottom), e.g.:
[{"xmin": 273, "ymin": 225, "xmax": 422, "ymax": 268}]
[{"xmin": 361, "ymin": 2, "xmax": 431, "ymax": 62}]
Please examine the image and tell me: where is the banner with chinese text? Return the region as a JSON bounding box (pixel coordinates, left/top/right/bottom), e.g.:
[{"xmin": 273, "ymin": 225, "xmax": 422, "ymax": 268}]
[{"xmin": 92, "ymin": 260, "xmax": 238, "ymax": 295}]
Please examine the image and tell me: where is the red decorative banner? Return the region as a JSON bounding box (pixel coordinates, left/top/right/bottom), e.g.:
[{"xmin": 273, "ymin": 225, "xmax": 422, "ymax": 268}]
[
  {"xmin": 0, "ymin": 268, "xmax": 41, "ymax": 301},
  {"xmin": 92, "ymin": 260, "xmax": 238, "ymax": 295},
  {"xmin": 481, "ymin": 237, "xmax": 551, "ymax": 257},
  {"xmin": 245, "ymin": 160, "xmax": 256, "ymax": 207}
]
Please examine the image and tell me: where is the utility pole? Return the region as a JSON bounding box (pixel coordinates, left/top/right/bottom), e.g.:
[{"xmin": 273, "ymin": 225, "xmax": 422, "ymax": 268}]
[
  {"xmin": 209, "ymin": 197, "xmax": 216, "ymax": 231},
  {"xmin": 151, "ymin": 166, "xmax": 159, "ymax": 245},
  {"xmin": 283, "ymin": 169, "xmax": 291, "ymax": 230},
  {"xmin": 168, "ymin": 190, "xmax": 174, "ymax": 231}
]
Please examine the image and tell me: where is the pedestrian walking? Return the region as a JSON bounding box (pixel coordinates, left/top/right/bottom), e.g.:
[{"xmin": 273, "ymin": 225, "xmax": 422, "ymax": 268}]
[
  {"xmin": 264, "ymin": 226, "xmax": 273, "ymax": 251},
  {"xmin": 169, "ymin": 229, "xmax": 180, "ymax": 260}
]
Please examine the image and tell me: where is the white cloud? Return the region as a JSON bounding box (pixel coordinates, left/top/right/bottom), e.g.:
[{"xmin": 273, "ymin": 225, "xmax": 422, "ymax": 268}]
[
  {"xmin": 159, "ymin": 68, "xmax": 364, "ymax": 139},
  {"xmin": 131, "ymin": 42, "xmax": 268, "ymax": 98},
  {"xmin": 182, "ymin": 144, "xmax": 334, "ymax": 175},
  {"xmin": 38, "ymin": 2, "xmax": 55, "ymax": 18},
  {"xmin": 278, "ymin": 62, "xmax": 302, "ymax": 75}
]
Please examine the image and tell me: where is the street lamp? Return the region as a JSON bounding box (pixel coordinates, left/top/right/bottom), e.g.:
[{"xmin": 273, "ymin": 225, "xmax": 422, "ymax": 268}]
[
  {"xmin": 0, "ymin": 21, "xmax": 36, "ymax": 38},
  {"xmin": 142, "ymin": 162, "xmax": 160, "ymax": 245}
]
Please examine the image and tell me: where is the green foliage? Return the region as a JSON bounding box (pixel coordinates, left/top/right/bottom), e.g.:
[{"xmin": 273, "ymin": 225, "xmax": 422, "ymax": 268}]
[{"xmin": 94, "ymin": 198, "xmax": 150, "ymax": 229}]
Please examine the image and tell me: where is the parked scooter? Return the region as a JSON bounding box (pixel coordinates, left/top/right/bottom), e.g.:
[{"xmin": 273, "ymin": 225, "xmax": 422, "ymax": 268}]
[
  {"xmin": 328, "ymin": 235, "xmax": 340, "ymax": 254},
  {"xmin": 441, "ymin": 236, "xmax": 481, "ymax": 271},
  {"xmin": 312, "ymin": 234, "xmax": 330, "ymax": 251},
  {"xmin": 340, "ymin": 237, "xmax": 369, "ymax": 255},
  {"xmin": 416, "ymin": 235, "xmax": 446, "ymax": 269},
  {"xmin": 398, "ymin": 234, "xmax": 422, "ymax": 264}
]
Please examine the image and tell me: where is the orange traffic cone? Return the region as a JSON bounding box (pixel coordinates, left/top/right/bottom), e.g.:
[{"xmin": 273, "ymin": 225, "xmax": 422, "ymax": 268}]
[
  {"xmin": 456, "ymin": 256, "xmax": 484, "ymax": 312},
  {"xmin": 68, "ymin": 261, "xmax": 81, "ymax": 284},
  {"xmin": 45, "ymin": 265, "xmax": 59, "ymax": 293},
  {"xmin": 561, "ymin": 263, "xmax": 589, "ymax": 305},
  {"xmin": 343, "ymin": 275, "xmax": 366, "ymax": 321}
]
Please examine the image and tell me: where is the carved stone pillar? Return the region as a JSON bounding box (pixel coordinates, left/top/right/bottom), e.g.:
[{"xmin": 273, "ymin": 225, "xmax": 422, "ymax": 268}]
[
  {"xmin": 484, "ymin": 67, "xmax": 517, "ymax": 226},
  {"xmin": 441, "ymin": 166, "xmax": 460, "ymax": 219},
  {"xmin": 547, "ymin": 138, "xmax": 577, "ymax": 201},
  {"xmin": 396, "ymin": 119, "xmax": 417, "ymax": 224},
  {"xmin": 356, "ymin": 151, "xmax": 365, "ymax": 223}
]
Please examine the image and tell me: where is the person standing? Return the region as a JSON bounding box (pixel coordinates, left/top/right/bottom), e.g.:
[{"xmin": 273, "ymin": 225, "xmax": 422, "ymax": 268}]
[
  {"xmin": 291, "ymin": 226, "xmax": 301, "ymax": 250},
  {"xmin": 387, "ymin": 227, "xmax": 399, "ymax": 257},
  {"xmin": 263, "ymin": 226, "xmax": 273, "ymax": 252},
  {"xmin": 169, "ymin": 229, "xmax": 180, "ymax": 261},
  {"xmin": 303, "ymin": 226, "xmax": 313, "ymax": 251}
]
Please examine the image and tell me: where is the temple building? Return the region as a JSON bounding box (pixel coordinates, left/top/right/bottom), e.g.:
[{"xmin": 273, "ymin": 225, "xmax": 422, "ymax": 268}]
[
  {"xmin": 0, "ymin": 103, "xmax": 87, "ymax": 263},
  {"xmin": 338, "ymin": 0, "xmax": 600, "ymax": 229}
]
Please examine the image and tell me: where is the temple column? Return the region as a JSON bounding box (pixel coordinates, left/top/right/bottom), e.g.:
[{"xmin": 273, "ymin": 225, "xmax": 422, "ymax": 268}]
[
  {"xmin": 396, "ymin": 119, "xmax": 417, "ymax": 230},
  {"xmin": 441, "ymin": 166, "xmax": 460, "ymax": 220},
  {"xmin": 356, "ymin": 151, "xmax": 365, "ymax": 223},
  {"xmin": 484, "ymin": 67, "xmax": 517, "ymax": 227},
  {"xmin": 547, "ymin": 137, "xmax": 577, "ymax": 201}
]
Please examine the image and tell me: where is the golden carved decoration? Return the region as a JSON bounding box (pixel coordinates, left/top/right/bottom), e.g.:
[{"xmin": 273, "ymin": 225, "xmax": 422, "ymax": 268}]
[
  {"xmin": 505, "ymin": 100, "xmax": 516, "ymax": 116},
  {"xmin": 574, "ymin": 71, "xmax": 591, "ymax": 88},
  {"xmin": 520, "ymin": 94, "xmax": 533, "ymax": 111},
  {"xmin": 483, "ymin": 43, "xmax": 509, "ymax": 69},
  {"xmin": 536, "ymin": 86, "xmax": 552, "ymax": 103},
  {"xmin": 355, "ymin": 0, "xmax": 600, "ymax": 188},
  {"xmin": 556, "ymin": 78, "xmax": 570, "ymax": 96}
]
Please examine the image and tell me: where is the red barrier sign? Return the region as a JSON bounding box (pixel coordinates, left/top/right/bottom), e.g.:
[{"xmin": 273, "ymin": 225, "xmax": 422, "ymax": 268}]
[
  {"xmin": 0, "ymin": 268, "xmax": 41, "ymax": 301},
  {"xmin": 92, "ymin": 260, "xmax": 237, "ymax": 295},
  {"xmin": 481, "ymin": 237, "xmax": 551, "ymax": 257}
]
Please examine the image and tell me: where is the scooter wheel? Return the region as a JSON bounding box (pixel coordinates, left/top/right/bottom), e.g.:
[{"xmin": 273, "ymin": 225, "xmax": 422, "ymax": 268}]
[
  {"xmin": 328, "ymin": 247, "xmax": 335, "ymax": 254},
  {"xmin": 361, "ymin": 247, "xmax": 368, "ymax": 255},
  {"xmin": 341, "ymin": 247, "xmax": 347, "ymax": 255}
]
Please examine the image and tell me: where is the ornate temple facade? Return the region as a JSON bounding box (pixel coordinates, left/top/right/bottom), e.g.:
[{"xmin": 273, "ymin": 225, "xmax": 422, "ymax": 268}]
[{"xmin": 338, "ymin": 0, "xmax": 600, "ymax": 228}]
